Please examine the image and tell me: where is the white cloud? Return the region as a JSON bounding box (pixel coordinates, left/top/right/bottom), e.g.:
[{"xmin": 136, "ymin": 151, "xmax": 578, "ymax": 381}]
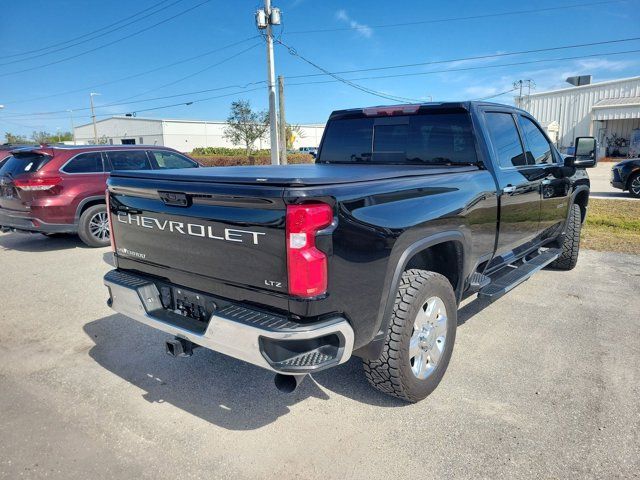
[{"xmin": 335, "ymin": 9, "xmax": 373, "ymax": 38}]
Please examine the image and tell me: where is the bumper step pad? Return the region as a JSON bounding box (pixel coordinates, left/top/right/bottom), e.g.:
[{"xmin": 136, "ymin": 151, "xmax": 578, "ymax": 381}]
[{"xmin": 104, "ymin": 269, "xmax": 354, "ymax": 374}]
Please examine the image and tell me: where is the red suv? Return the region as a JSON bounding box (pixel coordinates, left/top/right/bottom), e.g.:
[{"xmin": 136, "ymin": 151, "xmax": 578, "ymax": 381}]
[{"xmin": 0, "ymin": 145, "xmax": 199, "ymax": 247}]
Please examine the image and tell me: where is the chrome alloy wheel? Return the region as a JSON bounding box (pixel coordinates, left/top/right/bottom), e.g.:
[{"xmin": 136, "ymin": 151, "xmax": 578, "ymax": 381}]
[
  {"xmin": 89, "ymin": 211, "xmax": 110, "ymax": 241},
  {"xmin": 631, "ymin": 176, "xmax": 640, "ymax": 196},
  {"xmin": 410, "ymin": 296, "xmax": 448, "ymax": 379}
]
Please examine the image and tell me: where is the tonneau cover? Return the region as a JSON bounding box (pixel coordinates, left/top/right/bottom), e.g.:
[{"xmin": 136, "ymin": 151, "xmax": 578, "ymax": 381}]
[{"xmin": 109, "ymin": 163, "xmax": 477, "ymax": 187}]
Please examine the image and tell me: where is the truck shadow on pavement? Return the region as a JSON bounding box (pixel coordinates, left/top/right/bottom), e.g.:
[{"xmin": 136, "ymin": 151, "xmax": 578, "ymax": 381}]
[
  {"xmin": 84, "ymin": 300, "xmax": 488, "ymax": 430},
  {"xmin": 0, "ymin": 232, "xmax": 86, "ymax": 252},
  {"xmin": 83, "ymin": 314, "xmax": 406, "ymax": 431}
]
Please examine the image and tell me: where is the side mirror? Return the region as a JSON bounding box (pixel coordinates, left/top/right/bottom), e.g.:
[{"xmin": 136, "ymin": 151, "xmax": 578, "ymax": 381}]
[{"xmin": 565, "ymin": 137, "xmax": 597, "ymax": 168}]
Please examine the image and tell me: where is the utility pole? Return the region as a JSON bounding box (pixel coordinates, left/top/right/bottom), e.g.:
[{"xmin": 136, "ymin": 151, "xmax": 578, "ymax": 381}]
[
  {"xmin": 513, "ymin": 80, "xmax": 534, "ymax": 109},
  {"xmin": 67, "ymin": 110, "xmax": 76, "ymax": 145},
  {"xmin": 256, "ymin": 1, "xmax": 281, "ymax": 165},
  {"xmin": 277, "ymin": 75, "xmax": 287, "ymax": 165},
  {"xmin": 89, "ymin": 92, "xmax": 100, "ymax": 144}
]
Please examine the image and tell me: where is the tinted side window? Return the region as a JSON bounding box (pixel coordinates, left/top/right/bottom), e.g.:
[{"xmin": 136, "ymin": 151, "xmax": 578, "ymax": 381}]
[
  {"xmin": 62, "ymin": 152, "xmax": 103, "ymax": 173},
  {"xmin": 485, "ymin": 113, "xmax": 527, "ymax": 168},
  {"xmin": 106, "ymin": 151, "xmax": 151, "ymax": 171},
  {"xmin": 518, "ymin": 116, "xmax": 553, "ymax": 164},
  {"xmin": 150, "ymin": 150, "xmax": 197, "ymax": 169}
]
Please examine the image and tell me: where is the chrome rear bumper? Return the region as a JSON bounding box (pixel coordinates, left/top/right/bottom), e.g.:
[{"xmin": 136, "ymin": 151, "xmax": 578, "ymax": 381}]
[{"xmin": 104, "ymin": 270, "xmax": 354, "ymax": 373}]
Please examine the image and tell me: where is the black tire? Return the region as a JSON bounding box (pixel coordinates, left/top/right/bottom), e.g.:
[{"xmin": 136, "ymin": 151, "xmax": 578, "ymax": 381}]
[
  {"xmin": 627, "ymin": 172, "xmax": 640, "ymax": 198},
  {"xmin": 549, "ymin": 203, "xmax": 581, "ymax": 270},
  {"xmin": 77, "ymin": 204, "xmax": 110, "ymax": 248},
  {"xmin": 363, "ymin": 269, "xmax": 457, "ymax": 403}
]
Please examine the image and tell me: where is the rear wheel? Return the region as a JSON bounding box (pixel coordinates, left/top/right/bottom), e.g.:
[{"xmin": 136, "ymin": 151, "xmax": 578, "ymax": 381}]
[
  {"xmin": 363, "ymin": 269, "xmax": 457, "ymax": 403},
  {"xmin": 78, "ymin": 204, "xmax": 110, "ymax": 248},
  {"xmin": 549, "ymin": 203, "xmax": 581, "ymax": 270},
  {"xmin": 628, "ymin": 173, "xmax": 640, "ymax": 198}
]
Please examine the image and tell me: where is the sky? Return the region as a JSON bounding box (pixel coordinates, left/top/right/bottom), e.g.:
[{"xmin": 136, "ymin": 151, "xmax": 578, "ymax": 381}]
[{"xmin": 0, "ymin": 0, "xmax": 639, "ymax": 140}]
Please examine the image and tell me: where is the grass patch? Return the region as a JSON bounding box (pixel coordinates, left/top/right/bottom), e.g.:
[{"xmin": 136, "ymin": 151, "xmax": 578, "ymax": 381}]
[{"xmin": 582, "ymin": 199, "xmax": 640, "ymax": 254}]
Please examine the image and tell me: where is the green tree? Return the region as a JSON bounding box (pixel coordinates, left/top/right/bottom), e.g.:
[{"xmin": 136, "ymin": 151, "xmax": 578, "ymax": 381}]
[
  {"xmin": 4, "ymin": 132, "xmax": 29, "ymax": 144},
  {"xmin": 31, "ymin": 130, "xmax": 74, "ymax": 144},
  {"xmin": 223, "ymin": 100, "xmax": 269, "ymax": 155}
]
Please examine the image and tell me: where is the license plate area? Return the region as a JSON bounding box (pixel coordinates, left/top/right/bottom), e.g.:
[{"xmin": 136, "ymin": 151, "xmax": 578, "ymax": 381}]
[{"xmin": 158, "ymin": 285, "xmax": 221, "ymax": 324}]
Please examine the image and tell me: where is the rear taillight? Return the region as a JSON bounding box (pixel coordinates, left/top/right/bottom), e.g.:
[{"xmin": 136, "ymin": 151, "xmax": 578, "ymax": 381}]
[
  {"xmin": 106, "ymin": 190, "xmax": 115, "ymax": 252},
  {"xmin": 13, "ymin": 176, "xmax": 62, "ymax": 191},
  {"xmin": 286, "ymin": 203, "xmax": 333, "ymax": 298}
]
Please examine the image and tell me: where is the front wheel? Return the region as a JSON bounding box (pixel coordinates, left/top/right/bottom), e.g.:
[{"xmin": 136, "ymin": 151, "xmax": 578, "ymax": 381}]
[
  {"xmin": 363, "ymin": 269, "xmax": 457, "ymax": 403},
  {"xmin": 78, "ymin": 204, "xmax": 110, "ymax": 248},
  {"xmin": 549, "ymin": 203, "xmax": 581, "ymax": 270},
  {"xmin": 628, "ymin": 173, "xmax": 640, "ymax": 198}
]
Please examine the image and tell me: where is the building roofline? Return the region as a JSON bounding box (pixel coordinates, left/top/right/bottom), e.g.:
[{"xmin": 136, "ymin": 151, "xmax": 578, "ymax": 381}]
[
  {"xmin": 528, "ymin": 76, "xmax": 640, "ymax": 97},
  {"xmin": 75, "ymin": 115, "xmax": 326, "ymax": 128}
]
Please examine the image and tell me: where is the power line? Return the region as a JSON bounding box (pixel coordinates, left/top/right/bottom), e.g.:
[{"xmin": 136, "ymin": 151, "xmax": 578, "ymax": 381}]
[
  {"xmin": 283, "ymin": 48, "xmax": 640, "ymax": 85},
  {"xmin": 0, "ymin": 0, "xmax": 186, "ymax": 65},
  {"xmin": 2, "ymin": 87, "xmax": 267, "ymax": 123},
  {"xmin": 285, "ymin": 0, "xmax": 634, "ymax": 35},
  {"xmin": 113, "ymin": 42, "xmax": 262, "ymax": 103},
  {"xmin": 3, "ymin": 46, "xmax": 640, "ymax": 121},
  {"xmin": 0, "ymin": 0, "xmax": 212, "ymax": 78},
  {"xmin": 275, "ymin": 39, "xmax": 425, "ymax": 103},
  {"xmin": 1, "ymin": 36, "xmax": 260, "ymax": 106},
  {"xmin": 285, "ymin": 36, "xmax": 640, "ymax": 80},
  {"xmin": 473, "ymin": 88, "xmax": 519, "ymax": 101}
]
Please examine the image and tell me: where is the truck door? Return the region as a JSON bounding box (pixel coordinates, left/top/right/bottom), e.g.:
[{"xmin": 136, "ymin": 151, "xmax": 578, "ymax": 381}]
[
  {"xmin": 515, "ymin": 114, "xmax": 571, "ymax": 242},
  {"xmin": 483, "ymin": 110, "xmax": 542, "ymax": 258}
]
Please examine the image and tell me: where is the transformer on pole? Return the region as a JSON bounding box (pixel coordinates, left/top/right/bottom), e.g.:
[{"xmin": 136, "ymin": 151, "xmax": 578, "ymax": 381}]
[{"xmin": 256, "ymin": 1, "xmax": 282, "ymax": 165}]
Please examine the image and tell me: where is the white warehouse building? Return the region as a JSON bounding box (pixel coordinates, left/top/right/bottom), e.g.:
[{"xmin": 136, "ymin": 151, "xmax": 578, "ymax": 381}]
[
  {"xmin": 517, "ymin": 76, "xmax": 640, "ymax": 159},
  {"xmin": 74, "ymin": 116, "xmax": 325, "ymax": 152}
]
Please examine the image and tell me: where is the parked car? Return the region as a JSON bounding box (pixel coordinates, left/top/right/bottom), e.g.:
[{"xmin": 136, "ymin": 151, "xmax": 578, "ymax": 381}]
[
  {"xmin": 103, "ymin": 102, "xmax": 595, "ymax": 402},
  {"xmin": 610, "ymin": 158, "xmax": 640, "ymax": 198},
  {"xmin": 299, "ymin": 146, "xmax": 318, "ymax": 158},
  {"xmin": 0, "ymin": 145, "xmax": 199, "ymax": 247}
]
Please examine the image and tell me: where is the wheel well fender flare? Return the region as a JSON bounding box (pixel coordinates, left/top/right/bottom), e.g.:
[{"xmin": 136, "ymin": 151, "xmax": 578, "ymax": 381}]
[
  {"xmin": 75, "ymin": 196, "xmax": 106, "ymax": 222},
  {"xmin": 626, "ymin": 167, "xmax": 640, "ymax": 190},
  {"xmin": 569, "ymin": 186, "xmax": 590, "ymax": 223},
  {"xmin": 370, "ymin": 231, "xmax": 468, "ymax": 350}
]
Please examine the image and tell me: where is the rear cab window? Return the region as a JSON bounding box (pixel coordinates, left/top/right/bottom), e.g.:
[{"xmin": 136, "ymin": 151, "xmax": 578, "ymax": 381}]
[
  {"xmin": 0, "ymin": 152, "xmax": 52, "ymax": 177},
  {"xmin": 317, "ymin": 108, "xmax": 478, "ymax": 165}
]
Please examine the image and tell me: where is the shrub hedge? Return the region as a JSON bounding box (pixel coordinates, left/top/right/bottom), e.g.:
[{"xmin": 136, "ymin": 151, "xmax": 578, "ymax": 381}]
[
  {"xmin": 191, "ymin": 147, "xmax": 272, "ymax": 156},
  {"xmin": 192, "ymin": 153, "xmax": 314, "ymax": 167}
]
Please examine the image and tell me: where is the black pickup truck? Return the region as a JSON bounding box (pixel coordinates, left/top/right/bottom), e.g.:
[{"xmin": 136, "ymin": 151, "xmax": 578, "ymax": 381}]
[{"xmin": 103, "ymin": 102, "xmax": 596, "ymax": 402}]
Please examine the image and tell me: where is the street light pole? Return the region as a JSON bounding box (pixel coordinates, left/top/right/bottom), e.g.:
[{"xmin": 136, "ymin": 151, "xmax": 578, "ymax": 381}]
[
  {"xmin": 256, "ymin": 1, "xmax": 281, "ymax": 165},
  {"xmin": 90, "ymin": 92, "xmax": 100, "ymax": 144},
  {"xmin": 67, "ymin": 110, "xmax": 76, "ymax": 145}
]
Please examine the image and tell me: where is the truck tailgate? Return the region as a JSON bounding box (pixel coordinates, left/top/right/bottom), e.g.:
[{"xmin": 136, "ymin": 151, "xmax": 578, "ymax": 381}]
[{"xmin": 108, "ymin": 176, "xmax": 288, "ymax": 294}]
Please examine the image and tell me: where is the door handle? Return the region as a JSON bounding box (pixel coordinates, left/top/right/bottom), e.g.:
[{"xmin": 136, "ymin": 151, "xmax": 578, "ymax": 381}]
[{"xmin": 502, "ymin": 185, "xmax": 516, "ymax": 194}]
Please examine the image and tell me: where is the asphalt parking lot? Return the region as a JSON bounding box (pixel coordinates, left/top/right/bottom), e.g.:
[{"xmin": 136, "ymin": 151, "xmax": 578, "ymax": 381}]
[{"xmin": 0, "ymin": 232, "xmax": 638, "ymax": 479}]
